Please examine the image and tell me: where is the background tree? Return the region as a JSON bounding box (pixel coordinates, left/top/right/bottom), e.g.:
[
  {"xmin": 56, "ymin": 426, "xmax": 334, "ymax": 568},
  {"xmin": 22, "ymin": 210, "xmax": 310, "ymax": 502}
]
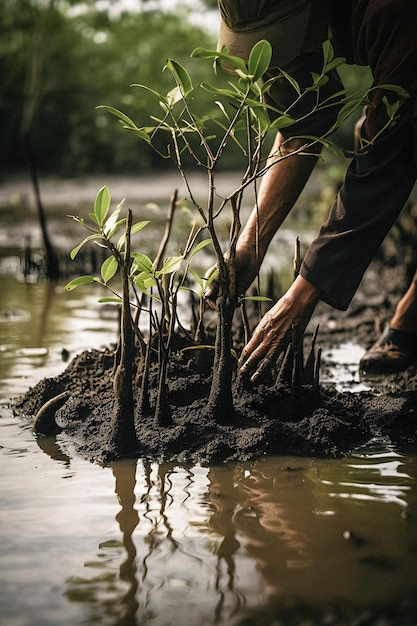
[{"xmin": 0, "ymin": 0, "xmax": 219, "ymax": 175}]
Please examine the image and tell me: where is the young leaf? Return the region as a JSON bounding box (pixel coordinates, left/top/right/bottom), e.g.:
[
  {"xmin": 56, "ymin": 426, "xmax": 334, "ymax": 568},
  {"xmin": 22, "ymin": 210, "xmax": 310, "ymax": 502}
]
[
  {"xmin": 192, "ymin": 46, "xmax": 247, "ymax": 74},
  {"xmin": 94, "ymin": 186, "xmax": 111, "ymax": 226},
  {"xmin": 96, "ymin": 105, "xmax": 138, "ymax": 129},
  {"xmin": 322, "ymin": 40, "xmax": 334, "ymax": 66},
  {"xmin": 239, "ymin": 295, "xmax": 272, "ymax": 303},
  {"xmin": 98, "ymin": 297, "xmax": 122, "ymax": 304},
  {"xmin": 166, "ymin": 86, "xmax": 185, "ymax": 107},
  {"xmin": 165, "ymin": 59, "xmax": 193, "ymax": 95},
  {"xmin": 100, "ymin": 256, "xmax": 118, "ymax": 283},
  {"xmin": 103, "ymin": 206, "xmax": 122, "ymax": 236},
  {"xmin": 70, "ymin": 233, "xmax": 103, "ymax": 260},
  {"xmin": 116, "ymin": 220, "xmax": 150, "ymax": 250},
  {"xmin": 189, "ymin": 238, "xmax": 212, "ymax": 260},
  {"xmin": 65, "ymin": 275, "xmax": 96, "ymax": 291},
  {"xmin": 157, "ymin": 255, "xmax": 183, "ymax": 275},
  {"xmin": 131, "ymin": 253, "xmax": 153, "ymax": 273},
  {"xmin": 248, "ymin": 40, "xmax": 272, "ymax": 82}
]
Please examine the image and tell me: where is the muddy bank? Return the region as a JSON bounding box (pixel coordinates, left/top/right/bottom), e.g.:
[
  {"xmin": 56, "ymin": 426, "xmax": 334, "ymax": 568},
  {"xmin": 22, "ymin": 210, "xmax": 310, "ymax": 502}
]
[{"xmin": 12, "ymin": 261, "xmax": 417, "ymax": 466}]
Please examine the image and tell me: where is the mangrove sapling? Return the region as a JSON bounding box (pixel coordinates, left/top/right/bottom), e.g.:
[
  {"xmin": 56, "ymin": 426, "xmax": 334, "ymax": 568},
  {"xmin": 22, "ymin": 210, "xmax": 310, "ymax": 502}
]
[
  {"xmin": 96, "ymin": 39, "xmax": 407, "ymax": 427},
  {"xmin": 111, "ymin": 209, "xmax": 138, "ymax": 451},
  {"xmin": 98, "ymin": 40, "xmax": 333, "ymax": 421},
  {"xmin": 65, "ymin": 186, "xmax": 151, "ymax": 448}
]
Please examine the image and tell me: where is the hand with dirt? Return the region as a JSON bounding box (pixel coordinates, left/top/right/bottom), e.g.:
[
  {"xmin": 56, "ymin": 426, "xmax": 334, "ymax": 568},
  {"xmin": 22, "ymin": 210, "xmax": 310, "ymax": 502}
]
[{"xmin": 238, "ymin": 275, "xmax": 320, "ymax": 383}]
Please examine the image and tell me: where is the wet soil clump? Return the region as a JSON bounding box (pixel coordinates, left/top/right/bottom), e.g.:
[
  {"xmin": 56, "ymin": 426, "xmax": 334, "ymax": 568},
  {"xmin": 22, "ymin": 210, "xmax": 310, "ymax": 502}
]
[{"xmin": 13, "ymin": 263, "xmax": 417, "ymax": 465}]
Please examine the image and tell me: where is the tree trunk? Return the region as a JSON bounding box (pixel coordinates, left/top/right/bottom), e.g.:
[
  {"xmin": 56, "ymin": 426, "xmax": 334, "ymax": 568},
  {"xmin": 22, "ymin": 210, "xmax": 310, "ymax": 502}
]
[
  {"xmin": 206, "ymin": 295, "xmax": 235, "ymax": 422},
  {"xmin": 111, "ymin": 211, "xmax": 138, "ymax": 454}
]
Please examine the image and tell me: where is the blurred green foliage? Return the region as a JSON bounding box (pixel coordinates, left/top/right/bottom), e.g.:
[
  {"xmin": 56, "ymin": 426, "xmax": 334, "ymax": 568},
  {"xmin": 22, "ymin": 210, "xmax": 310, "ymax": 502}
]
[
  {"xmin": 1, "ymin": 0, "xmax": 372, "ymax": 177},
  {"xmin": 0, "ymin": 0, "xmax": 220, "ymax": 174}
]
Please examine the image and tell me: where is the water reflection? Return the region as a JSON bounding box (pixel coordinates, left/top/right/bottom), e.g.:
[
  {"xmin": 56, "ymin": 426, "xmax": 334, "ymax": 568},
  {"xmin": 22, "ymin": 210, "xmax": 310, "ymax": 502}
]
[
  {"xmin": 0, "ymin": 274, "xmax": 119, "ymax": 398},
  {"xmin": 59, "ymin": 449, "xmax": 417, "ymax": 625}
]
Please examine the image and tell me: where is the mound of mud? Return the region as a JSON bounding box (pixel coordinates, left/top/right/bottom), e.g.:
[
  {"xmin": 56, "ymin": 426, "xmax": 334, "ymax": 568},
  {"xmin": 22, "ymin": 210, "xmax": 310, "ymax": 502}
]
[
  {"xmin": 13, "ymin": 334, "xmax": 417, "ymax": 466},
  {"xmin": 11, "ymin": 262, "xmax": 417, "ymax": 465}
]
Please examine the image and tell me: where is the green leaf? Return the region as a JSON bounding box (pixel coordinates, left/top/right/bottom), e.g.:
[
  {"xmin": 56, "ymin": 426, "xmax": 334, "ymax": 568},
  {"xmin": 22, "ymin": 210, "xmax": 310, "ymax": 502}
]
[
  {"xmin": 126, "ymin": 128, "xmax": 152, "ymax": 143},
  {"xmin": 187, "ymin": 266, "xmax": 204, "ymax": 289},
  {"xmin": 248, "ymin": 40, "xmax": 272, "ymax": 82},
  {"xmin": 94, "ymin": 186, "xmax": 111, "ymax": 226},
  {"xmin": 134, "ymin": 272, "xmax": 157, "ymax": 293},
  {"xmin": 324, "ymin": 57, "xmax": 346, "ymax": 73},
  {"xmin": 131, "ymin": 253, "xmax": 153, "ymax": 273},
  {"xmin": 131, "ymin": 220, "xmax": 150, "ymax": 234},
  {"xmin": 377, "ymin": 84, "xmax": 410, "ymax": 99},
  {"xmin": 98, "ymin": 297, "xmax": 122, "ymax": 304},
  {"xmin": 103, "ymin": 206, "xmax": 122, "ymax": 236},
  {"xmin": 116, "ymin": 220, "xmax": 150, "ymax": 250},
  {"xmin": 88, "ymin": 211, "xmax": 99, "ymax": 225},
  {"xmin": 293, "ymin": 135, "xmax": 347, "ymax": 160},
  {"xmin": 96, "ymin": 105, "xmax": 138, "ymax": 129},
  {"xmin": 335, "ymin": 98, "xmax": 365, "ymax": 127},
  {"xmin": 70, "ymin": 234, "xmax": 103, "ymax": 260},
  {"xmin": 205, "ymin": 267, "xmax": 218, "ymax": 287},
  {"xmin": 239, "ymin": 295, "xmax": 272, "ymax": 303},
  {"xmin": 279, "ymin": 68, "xmax": 301, "ymax": 96},
  {"xmin": 157, "ymin": 255, "xmax": 183, "ymax": 275},
  {"xmin": 250, "ymin": 105, "xmax": 271, "ymax": 133},
  {"xmin": 100, "ymin": 256, "xmax": 118, "ymax": 283},
  {"xmin": 192, "ymin": 46, "xmax": 247, "ymax": 74},
  {"xmin": 165, "ymin": 59, "xmax": 193, "ymax": 95},
  {"xmin": 65, "ymin": 275, "xmax": 96, "ymax": 291},
  {"xmin": 201, "ymin": 82, "xmax": 239, "ymax": 99},
  {"xmin": 189, "ymin": 238, "xmax": 212, "ymax": 259},
  {"xmin": 322, "ymin": 40, "xmax": 334, "ymax": 66},
  {"xmin": 269, "ymin": 114, "xmax": 296, "ymax": 131}
]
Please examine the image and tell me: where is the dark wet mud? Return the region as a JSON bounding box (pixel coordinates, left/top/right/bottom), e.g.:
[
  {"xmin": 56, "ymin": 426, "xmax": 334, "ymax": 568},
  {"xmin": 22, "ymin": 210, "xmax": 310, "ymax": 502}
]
[{"xmin": 12, "ymin": 262, "xmax": 417, "ymax": 465}]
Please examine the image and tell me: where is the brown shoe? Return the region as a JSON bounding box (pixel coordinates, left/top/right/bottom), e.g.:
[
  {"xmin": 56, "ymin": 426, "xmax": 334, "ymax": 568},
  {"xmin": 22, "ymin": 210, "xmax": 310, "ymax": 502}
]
[{"xmin": 359, "ymin": 325, "xmax": 417, "ymax": 375}]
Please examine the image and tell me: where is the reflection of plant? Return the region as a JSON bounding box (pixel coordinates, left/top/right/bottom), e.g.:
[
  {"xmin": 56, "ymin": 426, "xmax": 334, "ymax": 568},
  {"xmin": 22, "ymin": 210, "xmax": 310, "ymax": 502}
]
[{"xmin": 67, "ymin": 39, "xmax": 407, "ymax": 450}]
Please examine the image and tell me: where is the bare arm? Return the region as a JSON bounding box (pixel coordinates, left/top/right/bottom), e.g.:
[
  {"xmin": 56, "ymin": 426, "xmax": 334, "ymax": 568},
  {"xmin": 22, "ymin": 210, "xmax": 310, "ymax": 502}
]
[{"xmin": 205, "ymin": 131, "xmax": 321, "ymax": 301}]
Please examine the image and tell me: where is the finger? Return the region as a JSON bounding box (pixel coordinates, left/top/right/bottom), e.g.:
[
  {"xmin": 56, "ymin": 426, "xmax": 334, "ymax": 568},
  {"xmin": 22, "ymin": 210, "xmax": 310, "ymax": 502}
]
[
  {"xmin": 203, "ymin": 285, "xmax": 217, "ymax": 310},
  {"xmin": 239, "ymin": 337, "xmax": 271, "ymax": 377},
  {"xmin": 249, "ymin": 350, "xmax": 277, "ymax": 385}
]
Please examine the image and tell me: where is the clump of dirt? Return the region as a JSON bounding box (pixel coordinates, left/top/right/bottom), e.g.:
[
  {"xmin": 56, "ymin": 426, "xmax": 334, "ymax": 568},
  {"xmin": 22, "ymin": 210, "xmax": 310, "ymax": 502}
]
[{"xmin": 13, "ymin": 261, "xmax": 417, "ymax": 466}]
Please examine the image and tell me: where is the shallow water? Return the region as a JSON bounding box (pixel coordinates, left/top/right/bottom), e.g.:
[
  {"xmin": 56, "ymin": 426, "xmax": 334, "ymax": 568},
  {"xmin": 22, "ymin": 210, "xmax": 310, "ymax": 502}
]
[{"xmin": 2, "ymin": 264, "xmax": 417, "ymax": 624}]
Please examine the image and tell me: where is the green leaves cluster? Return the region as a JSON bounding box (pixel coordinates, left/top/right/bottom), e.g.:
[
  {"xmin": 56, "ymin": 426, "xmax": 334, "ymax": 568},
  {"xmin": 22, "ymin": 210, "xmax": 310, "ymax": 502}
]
[
  {"xmin": 65, "ymin": 185, "xmax": 212, "ymax": 312},
  {"xmin": 65, "ymin": 186, "xmax": 149, "ymax": 298}
]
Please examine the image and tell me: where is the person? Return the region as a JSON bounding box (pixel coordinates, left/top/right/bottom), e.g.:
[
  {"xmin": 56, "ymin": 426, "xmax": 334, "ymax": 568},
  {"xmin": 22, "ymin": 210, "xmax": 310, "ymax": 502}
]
[{"xmin": 206, "ymin": 0, "xmax": 417, "ymax": 382}]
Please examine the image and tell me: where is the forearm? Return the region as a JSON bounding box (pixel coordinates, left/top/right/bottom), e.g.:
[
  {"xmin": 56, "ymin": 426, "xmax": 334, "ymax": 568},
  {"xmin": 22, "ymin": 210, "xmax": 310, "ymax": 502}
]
[{"xmin": 237, "ymin": 132, "xmax": 320, "ymax": 260}]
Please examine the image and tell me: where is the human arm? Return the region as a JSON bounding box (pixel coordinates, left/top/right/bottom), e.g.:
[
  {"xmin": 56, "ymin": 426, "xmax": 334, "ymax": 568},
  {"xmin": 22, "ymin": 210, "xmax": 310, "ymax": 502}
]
[{"xmin": 204, "ymin": 132, "xmax": 320, "ymax": 304}]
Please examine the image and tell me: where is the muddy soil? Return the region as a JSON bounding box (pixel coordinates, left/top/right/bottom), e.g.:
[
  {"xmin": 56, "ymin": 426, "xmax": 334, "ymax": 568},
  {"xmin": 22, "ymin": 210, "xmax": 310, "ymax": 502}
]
[{"xmin": 12, "ymin": 260, "xmax": 417, "ymax": 466}]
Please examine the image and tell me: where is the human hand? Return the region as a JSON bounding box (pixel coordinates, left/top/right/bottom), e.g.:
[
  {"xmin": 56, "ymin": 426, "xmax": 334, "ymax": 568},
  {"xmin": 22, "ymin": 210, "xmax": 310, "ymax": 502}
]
[
  {"xmin": 238, "ymin": 276, "xmax": 320, "ymax": 383},
  {"xmin": 204, "ymin": 249, "xmax": 262, "ymax": 309}
]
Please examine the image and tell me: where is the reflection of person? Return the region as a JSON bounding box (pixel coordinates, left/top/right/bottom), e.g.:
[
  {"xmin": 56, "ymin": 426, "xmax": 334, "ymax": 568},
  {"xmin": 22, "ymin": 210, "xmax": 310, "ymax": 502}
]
[{"xmin": 207, "ymin": 0, "xmax": 417, "ymax": 380}]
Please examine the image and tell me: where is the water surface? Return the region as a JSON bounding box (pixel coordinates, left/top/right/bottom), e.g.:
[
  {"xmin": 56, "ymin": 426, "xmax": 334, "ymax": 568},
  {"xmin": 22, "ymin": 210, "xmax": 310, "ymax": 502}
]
[{"xmin": 1, "ymin": 227, "xmax": 417, "ymax": 624}]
